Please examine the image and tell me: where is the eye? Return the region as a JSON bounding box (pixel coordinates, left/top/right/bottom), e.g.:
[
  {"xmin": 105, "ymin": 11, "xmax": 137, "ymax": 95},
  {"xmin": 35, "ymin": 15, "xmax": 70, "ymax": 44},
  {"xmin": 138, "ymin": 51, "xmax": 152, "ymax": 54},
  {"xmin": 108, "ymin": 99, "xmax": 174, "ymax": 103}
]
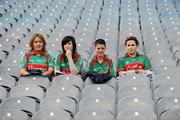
[
  {"xmin": 97, "ymin": 48, "xmax": 100, "ymax": 50},
  {"xmin": 101, "ymin": 47, "xmax": 104, "ymax": 50},
  {"xmin": 127, "ymin": 44, "xmax": 131, "ymax": 47}
]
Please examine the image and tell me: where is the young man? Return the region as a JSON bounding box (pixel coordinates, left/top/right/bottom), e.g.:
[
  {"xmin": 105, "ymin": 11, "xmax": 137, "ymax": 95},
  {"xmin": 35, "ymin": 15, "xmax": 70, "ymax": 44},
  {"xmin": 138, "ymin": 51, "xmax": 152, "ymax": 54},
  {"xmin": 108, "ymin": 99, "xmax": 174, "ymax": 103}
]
[{"xmin": 87, "ymin": 39, "xmax": 115, "ymax": 83}]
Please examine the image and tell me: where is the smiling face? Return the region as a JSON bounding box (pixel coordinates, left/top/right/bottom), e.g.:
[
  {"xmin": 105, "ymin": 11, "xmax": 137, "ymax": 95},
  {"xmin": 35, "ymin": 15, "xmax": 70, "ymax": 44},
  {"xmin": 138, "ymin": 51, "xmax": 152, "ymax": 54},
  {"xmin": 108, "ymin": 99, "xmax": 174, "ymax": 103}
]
[
  {"xmin": 33, "ymin": 37, "xmax": 44, "ymax": 52},
  {"xmin": 63, "ymin": 41, "xmax": 73, "ymax": 52},
  {"xmin": 126, "ymin": 40, "xmax": 138, "ymax": 55},
  {"xmin": 95, "ymin": 44, "xmax": 106, "ymax": 57}
]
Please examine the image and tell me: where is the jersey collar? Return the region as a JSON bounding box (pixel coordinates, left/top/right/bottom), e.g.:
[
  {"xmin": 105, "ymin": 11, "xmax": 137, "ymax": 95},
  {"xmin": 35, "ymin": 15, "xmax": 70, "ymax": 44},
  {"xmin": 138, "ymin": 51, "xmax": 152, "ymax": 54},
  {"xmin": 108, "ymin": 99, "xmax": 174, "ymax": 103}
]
[
  {"xmin": 32, "ymin": 51, "xmax": 45, "ymax": 56},
  {"xmin": 125, "ymin": 52, "xmax": 140, "ymax": 58},
  {"xmin": 94, "ymin": 54, "xmax": 108, "ymax": 63}
]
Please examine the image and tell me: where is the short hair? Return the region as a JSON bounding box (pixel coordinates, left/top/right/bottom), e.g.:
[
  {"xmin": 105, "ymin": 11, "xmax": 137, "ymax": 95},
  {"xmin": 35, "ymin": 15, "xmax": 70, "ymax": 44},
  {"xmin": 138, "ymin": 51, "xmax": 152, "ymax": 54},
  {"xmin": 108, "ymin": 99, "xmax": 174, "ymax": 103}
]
[
  {"xmin": 125, "ymin": 36, "xmax": 139, "ymax": 46},
  {"xmin": 94, "ymin": 39, "xmax": 106, "ymax": 47},
  {"xmin": 29, "ymin": 33, "xmax": 46, "ymax": 52}
]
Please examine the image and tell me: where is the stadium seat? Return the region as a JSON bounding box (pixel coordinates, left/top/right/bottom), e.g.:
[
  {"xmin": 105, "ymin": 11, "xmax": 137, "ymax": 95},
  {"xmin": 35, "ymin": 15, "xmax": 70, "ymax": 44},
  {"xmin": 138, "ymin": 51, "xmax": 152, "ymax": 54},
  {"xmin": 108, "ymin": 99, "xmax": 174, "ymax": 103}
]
[
  {"xmin": 52, "ymin": 74, "xmax": 83, "ymax": 90},
  {"xmin": 0, "ymin": 96, "xmax": 37, "ymax": 116},
  {"xmin": 79, "ymin": 96, "xmax": 115, "ymax": 115},
  {"xmin": 0, "ymin": 109, "xmax": 29, "ymax": 120},
  {"xmin": 32, "ymin": 109, "xmax": 72, "ymax": 120},
  {"xmin": 40, "ymin": 96, "xmax": 76, "ymax": 116},
  {"xmin": 18, "ymin": 75, "xmax": 50, "ymax": 91},
  {"xmin": 82, "ymin": 84, "xmax": 116, "ymax": 101},
  {"xmin": 10, "ymin": 84, "xmax": 44, "ymax": 102},
  {"xmin": 117, "ymin": 109, "xmax": 157, "ymax": 120},
  {"xmin": 47, "ymin": 84, "xmax": 80, "ymax": 102},
  {"xmin": 158, "ymin": 96, "xmax": 180, "ymax": 119},
  {"xmin": 74, "ymin": 109, "xmax": 114, "ymax": 120}
]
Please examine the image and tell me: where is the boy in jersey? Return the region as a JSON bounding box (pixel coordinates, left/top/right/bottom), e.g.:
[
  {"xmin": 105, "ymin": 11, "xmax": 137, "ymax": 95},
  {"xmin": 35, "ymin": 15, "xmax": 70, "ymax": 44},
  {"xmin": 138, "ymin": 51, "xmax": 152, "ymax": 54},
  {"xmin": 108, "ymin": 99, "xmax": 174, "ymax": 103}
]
[
  {"xmin": 88, "ymin": 39, "xmax": 115, "ymax": 83},
  {"xmin": 117, "ymin": 36, "xmax": 152, "ymax": 76},
  {"xmin": 20, "ymin": 34, "xmax": 54, "ymax": 76}
]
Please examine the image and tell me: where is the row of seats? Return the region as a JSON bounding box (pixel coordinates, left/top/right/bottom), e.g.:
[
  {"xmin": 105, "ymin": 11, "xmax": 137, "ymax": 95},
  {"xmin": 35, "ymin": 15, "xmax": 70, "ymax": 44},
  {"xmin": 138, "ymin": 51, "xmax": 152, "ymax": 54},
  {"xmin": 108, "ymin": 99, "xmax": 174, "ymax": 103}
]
[{"xmin": 1, "ymin": 0, "xmax": 180, "ymax": 120}]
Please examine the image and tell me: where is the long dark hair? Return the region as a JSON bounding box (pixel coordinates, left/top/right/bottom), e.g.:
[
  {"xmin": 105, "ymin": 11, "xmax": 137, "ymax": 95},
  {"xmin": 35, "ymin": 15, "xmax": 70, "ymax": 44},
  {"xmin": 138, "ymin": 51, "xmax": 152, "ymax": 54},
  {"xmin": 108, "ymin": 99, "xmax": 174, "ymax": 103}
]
[{"xmin": 61, "ymin": 36, "xmax": 77, "ymax": 61}]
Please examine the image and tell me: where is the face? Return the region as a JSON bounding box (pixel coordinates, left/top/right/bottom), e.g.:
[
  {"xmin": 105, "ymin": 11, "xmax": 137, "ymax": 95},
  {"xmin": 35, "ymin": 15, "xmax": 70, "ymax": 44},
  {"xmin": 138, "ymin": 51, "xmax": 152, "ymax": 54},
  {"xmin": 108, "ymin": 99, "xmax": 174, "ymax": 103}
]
[
  {"xmin": 64, "ymin": 41, "xmax": 73, "ymax": 52},
  {"xmin": 33, "ymin": 37, "xmax": 44, "ymax": 52},
  {"xmin": 126, "ymin": 40, "xmax": 138, "ymax": 55},
  {"xmin": 95, "ymin": 44, "xmax": 106, "ymax": 57}
]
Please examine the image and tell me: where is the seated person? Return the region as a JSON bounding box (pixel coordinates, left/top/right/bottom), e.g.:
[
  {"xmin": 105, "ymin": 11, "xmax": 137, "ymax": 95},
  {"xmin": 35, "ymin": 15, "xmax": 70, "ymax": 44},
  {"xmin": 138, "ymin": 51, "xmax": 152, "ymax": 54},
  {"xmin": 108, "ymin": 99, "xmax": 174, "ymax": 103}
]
[
  {"xmin": 55, "ymin": 36, "xmax": 83, "ymax": 75},
  {"xmin": 87, "ymin": 39, "xmax": 115, "ymax": 83},
  {"xmin": 19, "ymin": 34, "xmax": 54, "ymax": 77},
  {"xmin": 117, "ymin": 36, "xmax": 153, "ymax": 76}
]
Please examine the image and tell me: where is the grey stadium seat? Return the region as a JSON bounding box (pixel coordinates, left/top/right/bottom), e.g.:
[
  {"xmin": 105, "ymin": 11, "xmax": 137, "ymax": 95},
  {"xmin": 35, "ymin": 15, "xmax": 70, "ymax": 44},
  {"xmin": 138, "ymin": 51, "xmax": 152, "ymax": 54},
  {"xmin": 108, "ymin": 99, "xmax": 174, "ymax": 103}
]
[
  {"xmin": 74, "ymin": 109, "xmax": 114, "ymax": 120},
  {"xmin": 32, "ymin": 109, "xmax": 72, "ymax": 120}
]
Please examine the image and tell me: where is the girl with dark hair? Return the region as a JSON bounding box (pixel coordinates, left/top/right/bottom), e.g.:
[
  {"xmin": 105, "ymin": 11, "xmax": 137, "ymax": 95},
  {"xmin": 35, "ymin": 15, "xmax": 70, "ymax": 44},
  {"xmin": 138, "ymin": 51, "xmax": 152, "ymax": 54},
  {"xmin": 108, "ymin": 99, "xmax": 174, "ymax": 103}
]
[
  {"xmin": 19, "ymin": 34, "xmax": 54, "ymax": 76},
  {"xmin": 55, "ymin": 36, "xmax": 83, "ymax": 75}
]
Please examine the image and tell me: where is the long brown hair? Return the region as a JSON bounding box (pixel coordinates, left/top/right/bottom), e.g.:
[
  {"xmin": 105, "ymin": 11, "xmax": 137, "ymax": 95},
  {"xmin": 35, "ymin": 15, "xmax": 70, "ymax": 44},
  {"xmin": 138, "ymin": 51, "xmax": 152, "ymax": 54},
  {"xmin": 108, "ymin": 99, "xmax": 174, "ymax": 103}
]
[{"xmin": 29, "ymin": 33, "xmax": 47, "ymax": 52}]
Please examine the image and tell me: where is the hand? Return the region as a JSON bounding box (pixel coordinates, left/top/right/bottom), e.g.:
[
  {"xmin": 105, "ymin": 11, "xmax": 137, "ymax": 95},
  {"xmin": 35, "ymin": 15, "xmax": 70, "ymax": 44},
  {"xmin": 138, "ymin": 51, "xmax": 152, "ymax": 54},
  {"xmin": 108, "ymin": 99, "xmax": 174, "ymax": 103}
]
[
  {"xmin": 66, "ymin": 50, "xmax": 72, "ymax": 58},
  {"xmin": 138, "ymin": 70, "xmax": 145, "ymax": 74},
  {"xmin": 22, "ymin": 72, "xmax": 30, "ymax": 76}
]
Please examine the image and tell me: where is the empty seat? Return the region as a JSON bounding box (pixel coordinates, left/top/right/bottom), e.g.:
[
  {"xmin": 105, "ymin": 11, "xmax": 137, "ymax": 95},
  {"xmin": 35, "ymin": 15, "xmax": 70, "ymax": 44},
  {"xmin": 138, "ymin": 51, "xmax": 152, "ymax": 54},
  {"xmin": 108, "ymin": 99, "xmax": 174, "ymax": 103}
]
[
  {"xmin": 32, "ymin": 109, "xmax": 72, "ymax": 120},
  {"xmin": 82, "ymin": 84, "xmax": 115, "ymax": 101},
  {"xmin": 79, "ymin": 96, "xmax": 115, "ymax": 114},
  {"xmin": 117, "ymin": 74, "xmax": 151, "ymax": 90},
  {"xmin": 10, "ymin": 84, "xmax": 44, "ymax": 102},
  {"xmin": 0, "ymin": 74, "xmax": 16, "ymax": 90},
  {"xmin": 117, "ymin": 109, "xmax": 157, "ymax": 120},
  {"xmin": 40, "ymin": 96, "xmax": 76, "ymax": 116},
  {"xmin": 74, "ymin": 109, "xmax": 114, "ymax": 120},
  {"xmin": 47, "ymin": 84, "xmax": 80, "ymax": 102},
  {"xmin": 153, "ymin": 73, "xmax": 180, "ymax": 89},
  {"xmin": 160, "ymin": 107, "xmax": 180, "ymax": 120},
  {"xmin": 0, "ymin": 96, "xmax": 37, "ymax": 116},
  {"xmin": 154, "ymin": 85, "xmax": 180, "ymax": 103},
  {"xmin": 118, "ymin": 95, "xmax": 155, "ymax": 114},
  {"xmin": 118, "ymin": 85, "xmax": 152, "ymax": 101},
  {"xmin": 0, "ymin": 109, "xmax": 29, "ymax": 120},
  {"xmin": 18, "ymin": 75, "xmax": 50, "ymax": 90},
  {"xmin": 158, "ymin": 96, "xmax": 180, "ymax": 119},
  {"xmin": 52, "ymin": 75, "xmax": 83, "ymax": 90},
  {"xmin": 0, "ymin": 86, "xmax": 7, "ymax": 102}
]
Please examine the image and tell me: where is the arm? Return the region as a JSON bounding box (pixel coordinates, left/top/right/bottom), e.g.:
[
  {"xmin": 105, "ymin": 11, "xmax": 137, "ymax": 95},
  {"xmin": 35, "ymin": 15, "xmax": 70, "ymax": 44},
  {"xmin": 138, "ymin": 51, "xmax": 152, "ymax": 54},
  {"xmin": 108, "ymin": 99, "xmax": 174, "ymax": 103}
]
[
  {"xmin": 19, "ymin": 52, "xmax": 30, "ymax": 76},
  {"xmin": 42, "ymin": 67, "xmax": 54, "ymax": 76},
  {"xmin": 117, "ymin": 58, "xmax": 126, "ymax": 75},
  {"xmin": 110, "ymin": 59, "xmax": 116, "ymax": 77},
  {"xmin": 42, "ymin": 53, "xmax": 54, "ymax": 76},
  {"xmin": 20, "ymin": 68, "xmax": 30, "ymax": 76},
  {"xmin": 54, "ymin": 54, "xmax": 63, "ymax": 74},
  {"xmin": 66, "ymin": 50, "xmax": 79, "ymax": 75}
]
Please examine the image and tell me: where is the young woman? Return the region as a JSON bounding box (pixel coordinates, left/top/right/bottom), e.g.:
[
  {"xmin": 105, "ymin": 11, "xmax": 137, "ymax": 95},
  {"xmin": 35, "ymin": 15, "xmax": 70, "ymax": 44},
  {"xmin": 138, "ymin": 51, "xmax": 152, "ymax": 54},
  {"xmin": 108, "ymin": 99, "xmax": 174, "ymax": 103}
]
[
  {"xmin": 117, "ymin": 36, "xmax": 152, "ymax": 76},
  {"xmin": 55, "ymin": 36, "xmax": 83, "ymax": 75},
  {"xmin": 19, "ymin": 33, "xmax": 54, "ymax": 76}
]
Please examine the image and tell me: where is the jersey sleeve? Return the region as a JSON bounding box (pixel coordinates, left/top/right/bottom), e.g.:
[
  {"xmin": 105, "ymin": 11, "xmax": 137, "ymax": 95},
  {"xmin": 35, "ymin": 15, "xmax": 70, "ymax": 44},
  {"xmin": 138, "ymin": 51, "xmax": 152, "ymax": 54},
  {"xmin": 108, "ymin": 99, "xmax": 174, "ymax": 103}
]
[
  {"xmin": 110, "ymin": 59, "xmax": 116, "ymax": 77},
  {"xmin": 55, "ymin": 54, "xmax": 61, "ymax": 71},
  {"xmin": 75, "ymin": 54, "xmax": 83, "ymax": 72},
  {"xmin": 116, "ymin": 57, "xmax": 126, "ymax": 73},
  {"xmin": 87, "ymin": 57, "xmax": 93, "ymax": 72},
  {"xmin": 47, "ymin": 52, "xmax": 54, "ymax": 68},
  {"xmin": 143, "ymin": 55, "xmax": 152, "ymax": 70},
  {"xmin": 19, "ymin": 52, "xmax": 27, "ymax": 69}
]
